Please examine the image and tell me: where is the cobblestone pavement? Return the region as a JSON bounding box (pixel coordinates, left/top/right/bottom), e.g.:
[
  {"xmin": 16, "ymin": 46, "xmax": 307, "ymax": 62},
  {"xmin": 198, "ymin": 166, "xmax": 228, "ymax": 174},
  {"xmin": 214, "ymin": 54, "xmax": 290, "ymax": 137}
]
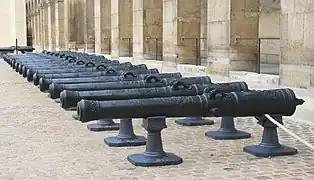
[{"xmin": 0, "ymin": 59, "xmax": 314, "ymax": 180}]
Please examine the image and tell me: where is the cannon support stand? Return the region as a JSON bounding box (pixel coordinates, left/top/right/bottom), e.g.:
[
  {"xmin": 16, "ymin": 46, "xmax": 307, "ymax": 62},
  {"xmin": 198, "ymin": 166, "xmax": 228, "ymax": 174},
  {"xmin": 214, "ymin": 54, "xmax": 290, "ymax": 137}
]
[
  {"xmin": 127, "ymin": 116, "xmax": 183, "ymax": 167},
  {"xmin": 104, "ymin": 118, "xmax": 146, "ymax": 147},
  {"xmin": 205, "ymin": 116, "xmax": 251, "ymax": 140},
  {"xmin": 243, "ymin": 115, "xmax": 298, "ymax": 157},
  {"xmin": 87, "ymin": 119, "xmax": 119, "ymax": 131},
  {"xmin": 175, "ymin": 116, "xmax": 214, "ymax": 126},
  {"xmin": 72, "ymin": 114, "xmax": 119, "ymax": 131}
]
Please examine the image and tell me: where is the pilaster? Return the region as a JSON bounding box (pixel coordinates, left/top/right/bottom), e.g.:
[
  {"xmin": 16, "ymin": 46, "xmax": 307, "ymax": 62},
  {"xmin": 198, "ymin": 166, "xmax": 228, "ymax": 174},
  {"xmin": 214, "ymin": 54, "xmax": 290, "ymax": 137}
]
[{"xmin": 48, "ymin": 0, "xmax": 56, "ymax": 51}]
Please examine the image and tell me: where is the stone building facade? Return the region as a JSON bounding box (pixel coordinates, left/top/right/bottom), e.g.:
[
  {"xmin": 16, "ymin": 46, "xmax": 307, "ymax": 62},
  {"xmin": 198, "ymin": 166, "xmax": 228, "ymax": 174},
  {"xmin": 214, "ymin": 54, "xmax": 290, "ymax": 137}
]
[
  {"xmin": 0, "ymin": 0, "xmax": 27, "ymax": 47},
  {"xmin": 25, "ymin": 0, "xmax": 314, "ymax": 88}
]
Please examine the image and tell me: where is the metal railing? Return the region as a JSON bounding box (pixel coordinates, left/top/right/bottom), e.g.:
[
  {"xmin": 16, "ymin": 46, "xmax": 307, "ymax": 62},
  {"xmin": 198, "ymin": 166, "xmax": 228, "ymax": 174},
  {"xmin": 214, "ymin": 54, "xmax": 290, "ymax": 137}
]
[
  {"xmin": 121, "ymin": 37, "xmax": 132, "ymax": 57},
  {"xmin": 146, "ymin": 37, "xmax": 162, "ymax": 61},
  {"xmin": 235, "ymin": 37, "xmax": 280, "ymax": 74},
  {"xmin": 103, "ymin": 37, "xmax": 111, "ymax": 54},
  {"xmin": 181, "ymin": 37, "xmax": 207, "ymax": 66}
]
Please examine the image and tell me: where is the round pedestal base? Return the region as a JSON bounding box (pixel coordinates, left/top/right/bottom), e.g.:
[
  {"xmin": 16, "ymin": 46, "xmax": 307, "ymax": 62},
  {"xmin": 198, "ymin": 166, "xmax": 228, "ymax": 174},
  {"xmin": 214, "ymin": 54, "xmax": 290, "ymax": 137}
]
[
  {"xmin": 127, "ymin": 153, "xmax": 183, "ymax": 167},
  {"xmin": 72, "ymin": 115, "xmax": 78, "ymax": 120},
  {"xmin": 87, "ymin": 123, "xmax": 119, "ymax": 131},
  {"xmin": 104, "ymin": 136, "xmax": 147, "ymax": 147},
  {"xmin": 175, "ymin": 117, "xmax": 214, "ymax": 126},
  {"xmin": 205, "ymin": 130, "xmax": 251, "ymax": 140},
  {"xmin": 243, "ymin": 145, "xmax": 298, "ymax": 157}
]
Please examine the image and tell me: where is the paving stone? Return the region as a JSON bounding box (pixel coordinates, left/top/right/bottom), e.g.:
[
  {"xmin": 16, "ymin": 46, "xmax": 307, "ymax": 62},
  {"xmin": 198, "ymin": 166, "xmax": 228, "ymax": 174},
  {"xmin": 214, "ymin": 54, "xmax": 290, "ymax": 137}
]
[{"xmin": 0, "ymin": 59, "xmax": 313, "ymax": 179}]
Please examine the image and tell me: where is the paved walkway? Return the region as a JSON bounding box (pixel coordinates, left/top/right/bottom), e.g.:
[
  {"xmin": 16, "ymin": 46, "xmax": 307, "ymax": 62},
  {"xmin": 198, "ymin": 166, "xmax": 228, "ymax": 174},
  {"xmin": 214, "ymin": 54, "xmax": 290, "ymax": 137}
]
[{"xmin": 0, "ymin": 59, "xmax": 314, "ymax": 180}]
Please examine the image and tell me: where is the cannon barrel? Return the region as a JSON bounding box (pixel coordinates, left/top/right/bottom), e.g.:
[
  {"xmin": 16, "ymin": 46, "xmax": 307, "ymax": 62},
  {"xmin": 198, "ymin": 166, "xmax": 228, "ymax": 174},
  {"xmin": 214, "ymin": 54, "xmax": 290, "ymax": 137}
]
[
  {"xmin": 49, "ymin": 76, "xmax": 212, "ymax": 99},
  {"xmin": 32, "ymin": 68, "xmax": 159, "ymax": 85},
  {"xmin": 60, "ymin": 81, "xmax": 248, "ymax": 109},
  {"xmin": 77, "ymin": 88, "xmax": 305, "ymax": 122},
  {"xmin": 21, "ymin": 61, "xmax": 98, "ymax": 76},
  {"xmin": 21, "ymin": 60, "xmax": 125, "ymax": 77},
  {"xmin": 25, "ymin": 61, "xmax": 100, "ymax": 81},
  {"xmin": 25, "ymin": 63, "xmax": 146, "ymax": 79},
  {"xmin": 22, "ymin": 60, "xmax": 127, "ymax": 71},
  {"xmin": 31, "ymin": 64, "xmax": 146, "ymax": 75},
  {"xmin": 22, "ymin": 60, "xmax": 129, "ymax": 73},
  {"xmin": 14, "ymin": 56, "xmax": 78, "ymax": 70},
  {"xmin": 14, "ymin": 53, "xmax": 115, "ymax": 72},
  {"xmin": 39, "ymin": 72, "xmax": 182, "ymax": 91},
  {"xmin": 23, "ymin": 59, "xmax": 122, "ymax": 78}
]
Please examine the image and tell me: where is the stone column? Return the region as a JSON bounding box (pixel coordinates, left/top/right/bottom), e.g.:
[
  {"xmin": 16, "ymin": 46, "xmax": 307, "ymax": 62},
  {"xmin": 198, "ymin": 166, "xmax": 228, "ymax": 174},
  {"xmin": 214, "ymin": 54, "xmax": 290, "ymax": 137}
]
[
  {"xmin": 74, "ymin": 0, "xmax": 85, "ymax": 50},
  {"xmin": 94, "ymin": 0, "xmax": 101, "ymax": 53},
  {"xmin": 162, "ymin": 0, "xmax": 201, "ymax": 69},
  {"xmin": 133, "ymin": 0, "xmax": 163, "ymax": 60},
  {"xmin": 95, "ymin": 0, "xmax": 111, "ymax": 54},
  {"xmin": 206, "ymin": 0, "xmax": 259, "ymax": 76},
  {"xmin": 280, "ymin": 0, "xmax": 314, "ymax": 88},
  {"xmin": 32, "ymin": 11, "xmax": 37, "ymax": 47},
  {"xmin": 84, "ymin": 0, "xmax": 95, "ymax": 52},
  {"xmin": 29, "ymin": 13, "xmax": 34, "ymax": 46},
  {"xmin": 55, "ymin": 0, "xmax": 65, "ymax": 50},
  {"xmin": 48, "ymin": 0, "xmax": 56, "ymax": 51},
  {"xmin": 200, "ymin": 0, "xmax": 207, "ymax": 65},
  {"xmin": 111, "ymin": 0, "xmax": 133, "ymax": 58},
  {"xmin": 36, "ymin": 9, "xmax": 41, "ymax": 49},
  {"xmin": 40, "ymin": 3, "xmax": 45, "ymax": 50},
  {"xmin": 111, "ymin": 0, "xmax": 120, "ymax": 58},
  {"xmin": 63, "ymin": 0, "xmax": 70, "ymax": 50},
  {"xmin": 120, "ymin": 0, "xmax": 133, "ymax": 57},
  {"xmin": 26, "ymin": 15, "xmax": 30, "ymax": 45},
  {"xmin": 43, "ymin": 2, "xmax": 49, "ymax": 50},
  {"xmin": 132, "ymin": 0, "xmax": 144, "ymax": 59}
]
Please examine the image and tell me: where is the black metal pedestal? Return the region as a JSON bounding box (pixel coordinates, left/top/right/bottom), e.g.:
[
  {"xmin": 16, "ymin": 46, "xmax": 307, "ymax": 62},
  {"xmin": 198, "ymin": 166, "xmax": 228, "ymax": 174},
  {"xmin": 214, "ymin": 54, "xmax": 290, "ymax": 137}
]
[
  {"xmin": 127, "ymin": 116, "xmax": 183, "ymax": 167},
  {"xmin": 243, "ymin": 115, "xmax": 298, "ymax": 157},
  {"xmin": 104, "ymin": 119, "xmax": 146, "ymax": 147},
  {"xmin": 87, "ymin": 119, "xmax": 119, "ymax": 131},
  {"xmin": 175, "ymin": 116, "xmax": 214, "ymax": 126},
  {"xmin": 205, "ymin": 116, "xmax": 251, "ymax": 140},
  {"xmin": 72, "ymin": 114, "xmax": 79, "ymax": 120}
]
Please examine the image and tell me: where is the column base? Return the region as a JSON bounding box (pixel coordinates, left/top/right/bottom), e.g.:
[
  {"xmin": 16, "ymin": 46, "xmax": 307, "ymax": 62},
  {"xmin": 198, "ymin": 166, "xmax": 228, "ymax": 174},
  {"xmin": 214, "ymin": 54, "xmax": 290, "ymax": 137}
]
[{"xmin": 279, "ymin": 64, "xmax": 312, "ymax": 88}]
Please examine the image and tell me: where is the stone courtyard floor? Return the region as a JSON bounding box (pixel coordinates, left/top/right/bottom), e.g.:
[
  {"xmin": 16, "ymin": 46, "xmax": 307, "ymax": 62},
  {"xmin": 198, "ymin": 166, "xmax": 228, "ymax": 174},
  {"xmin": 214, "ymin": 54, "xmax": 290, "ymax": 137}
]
[{"xmin": 0, "ymin": 59, "xmax": 314, "ymax": 180}]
